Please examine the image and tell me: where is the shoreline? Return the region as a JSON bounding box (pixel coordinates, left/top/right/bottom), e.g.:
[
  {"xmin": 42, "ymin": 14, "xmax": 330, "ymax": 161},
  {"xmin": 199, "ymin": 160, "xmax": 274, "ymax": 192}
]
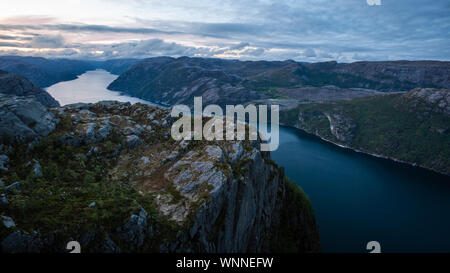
[{"xmin": 280, "ymin": 123, "xmax": 449, "ymax": 177}]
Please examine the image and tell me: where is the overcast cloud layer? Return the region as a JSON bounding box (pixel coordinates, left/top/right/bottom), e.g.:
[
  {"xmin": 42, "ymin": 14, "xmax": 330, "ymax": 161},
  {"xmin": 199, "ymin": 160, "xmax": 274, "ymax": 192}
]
[{"xmin": 0, "ymin": 0, "xmax": 449, "ymax": 62}]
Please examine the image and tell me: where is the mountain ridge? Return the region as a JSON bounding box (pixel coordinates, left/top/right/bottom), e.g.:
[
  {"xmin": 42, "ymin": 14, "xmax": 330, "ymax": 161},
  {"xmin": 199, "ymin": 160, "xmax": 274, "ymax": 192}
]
[
  {"xmin": 107, "ymin": 56, "xmax": 450, "ymax": 107},
  {"xmin": 0, "ymin": 56, "xmax": 139, "ymax": 88}
]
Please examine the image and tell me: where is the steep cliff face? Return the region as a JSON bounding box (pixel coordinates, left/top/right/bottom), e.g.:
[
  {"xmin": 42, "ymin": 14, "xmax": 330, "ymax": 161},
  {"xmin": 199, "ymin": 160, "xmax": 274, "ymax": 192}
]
[
  {"xmin": 0, "ymin": 71, "xmax": 59, "ymax": 107},
  {"xmin": 0, "ymin": 97, "xmax": 319, "ymax": 253},
  {"xmin": 280, "ymin": 89, "xmax": 450, "ymax": 175}
]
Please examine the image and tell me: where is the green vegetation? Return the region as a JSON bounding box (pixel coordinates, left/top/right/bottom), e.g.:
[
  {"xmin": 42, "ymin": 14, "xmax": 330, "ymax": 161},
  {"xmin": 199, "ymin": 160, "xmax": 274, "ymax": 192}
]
[
  {"xmin": 270, "ymin": 177, "xmax": 320, "ymax": 253},
  {"xmin": 0, "ymin": 124, "xmax": 179, "ymax": 251}
]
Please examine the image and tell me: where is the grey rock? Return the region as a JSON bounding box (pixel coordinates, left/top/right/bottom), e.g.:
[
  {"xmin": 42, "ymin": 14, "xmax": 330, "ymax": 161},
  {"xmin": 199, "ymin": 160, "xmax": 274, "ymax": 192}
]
[
  {"xmin": 403, "ymin": 89, "xmax": 450, "ymax": 116},
  {"xmin": 1, "ymin": 194, "xmax": 9, "ymax": 206},
  {"xmin": 83, "ymin": 123, "xmax": 97, "ymax": 141},
  {"xmin": 0, "ymin": 154, "xmax": 9, "ymax": 171},
  {"xmin": 1, "ymin": 215, "xmax": 15, "ymax": 228},
  {"xmin": 80, "ymin": 231, "xmax": 96, "ymax": 246},
  {"xmin": 141, "ymin": 156, "xmax": 150, "ymax": 164},
  {"xmin": 0, "ymin": 94, "xmax": 59, "ymax": 143},
  {"xmin": 32, "ymin": 160, "xmax": 43, "ymax": 178},
  {"xmin": 78, "ymin": 109, "xmax": 96, "ymax": 118},
  {"xmin": 324, "ymin": 112, "xmax": 357, "ymax": 143},
  {"xmin": 97, "ymin": 100, "xmax": 130, "ymax": 109},
  {"xmin": 97, "ymin": 120, "xmax": 112, "ymax": 140},
  {"xmin": 64, "ymin": 102, "xmax": 91, "ymax": 110},
  {"xmin": 117, "ymin": 207, "xmax": 148, "ymax": 249},
  {"xmin": 1, "ymin": 231, "xmax": 44, "ymax": 253},
  {"xmin": 151, "ymin": 119, "xmax": 161, "ymax": 126},
  {"xmin": 228, "ymin": 142, "xmax": 244, "ymax": 164},
  {"xmin": 125, "ymin": 134, "xmax": 143, "ymax": 148},
  {"xmin": 101, "ymin": 236, "xmax": 121, "ymax": 253},
  {"xmin": 5, "ymin": 181, "xmax": 20, "ymax": 192},
  {"xmin": 86, "ymin": 146, "xmax": 99, "ymax": 156}
]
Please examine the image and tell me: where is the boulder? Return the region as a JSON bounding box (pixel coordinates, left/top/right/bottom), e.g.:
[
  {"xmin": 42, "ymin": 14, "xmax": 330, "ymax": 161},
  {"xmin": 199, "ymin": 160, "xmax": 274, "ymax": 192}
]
[
  {"xmin": 125, "ymin": 135, "xmax": 143, "ymax": 148},
  {"xmin": 0, "ymin": 94, "xmax": 59, "ymax": 144},
  {"xmin": 5, "ymin": 181, "xmax": 20, "ymax": 192},
  {"xmin": 0, "ymin": 194, "xmax": 8, "ymax": 206},
  {"xmin": 0, "ymin": 154, "xmax": 9, "ymax": 171},
  {"xmin": 117, "ymin": 207, "xmax": 149, "ymax": 249},
  {"xmin": 32, "ymin": 160, "xmax": 43, "ymax": 178},
  {"xmin": 1, "ymin": 231, "xmax": 44, "ymax": 253},
  {"xmin": 1, "ymin": 216, "xmax": 15, "ymax": 228}
]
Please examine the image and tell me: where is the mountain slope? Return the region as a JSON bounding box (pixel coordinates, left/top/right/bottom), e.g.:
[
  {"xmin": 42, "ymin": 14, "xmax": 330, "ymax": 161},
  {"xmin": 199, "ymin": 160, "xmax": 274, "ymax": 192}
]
[
  {"xmin": 89, "ymin": 58, "xmax": 140, "ymax": 75},
  {"xmin": 107, "ymin": 57, "xmax": 450, "ymax": 107},
  {"xmin": 280, "ymin": 88, "xmax": 450, "ymax": 175},
  {"xmin": 0, "ymin": 70, "xmax": 59, "ymax": 107},
  {"xmin": 302, "ymin": 61, "xmax": 450, "ymax": 91},
  {"xmin": 0, "ymin": 56, "xmax": 95, "ymax": 87},
  {"xmin": 0, "ymin": 56, "xmax": 140, "ymax": 88}
]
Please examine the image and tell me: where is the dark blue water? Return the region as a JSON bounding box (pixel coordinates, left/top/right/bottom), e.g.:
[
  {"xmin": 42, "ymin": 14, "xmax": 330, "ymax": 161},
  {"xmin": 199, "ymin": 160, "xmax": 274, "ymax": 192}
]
[{"xmin": 271, "ymin": 126, "xmax": 450, "ymax": 253}]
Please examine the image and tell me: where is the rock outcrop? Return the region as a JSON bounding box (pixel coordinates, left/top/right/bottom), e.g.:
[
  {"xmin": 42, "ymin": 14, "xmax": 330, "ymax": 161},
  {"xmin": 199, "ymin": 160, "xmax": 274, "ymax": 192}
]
[
  {"xmin": 0, "ymin": 97, "xmax": 319, "ymax": 253},
  {"xmin": 323, "ymin": 112, "xmax": 357, "ymax": 143},
  {"xmin": 0, "ymin": 71, "xmax": 60, "ymax": 107},
  {"xmin": 402, "ymin": 88, "xmax": 450, "ymax": 117},
  {"xmin": 0, "ymin": 94, "xmax": 59, "ymax": 144}
]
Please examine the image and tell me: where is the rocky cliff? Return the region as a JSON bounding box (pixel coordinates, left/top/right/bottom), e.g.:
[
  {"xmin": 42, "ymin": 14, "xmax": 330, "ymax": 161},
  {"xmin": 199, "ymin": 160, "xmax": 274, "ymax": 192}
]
[
  {"xmin": 280, "ymin": 89, "xmax": 450, "ymax": 175},
  {"xmin": 0, "ymin": 95, "xmax": 319, "ymax": 253},
  {"xmin": 0, "ymin": 70, "xmax": 60, "ymax": 107}
]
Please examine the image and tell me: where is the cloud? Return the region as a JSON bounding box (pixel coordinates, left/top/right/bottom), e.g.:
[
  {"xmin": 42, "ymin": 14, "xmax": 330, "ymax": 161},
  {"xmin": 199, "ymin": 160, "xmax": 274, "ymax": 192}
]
[
  {"xmin": 0, "ymin": 0, "xmax": 449, "ymax": 61},
  {"xmin": 0, "ymin": 34, "xmax": 16, "ymax": 40},
  {"xmin": 229, "ymin": 42, "xmax": 250, "ymax": 50},
  {"xmin": 303, "ymin": 48, "xmax": 317, "ymax": 58},
  {"xmin": 0, "ymin": 42, "xmax": 22, "ymax": 47},
  {"xmin": 29, "ymin": 34, "xmax": 64, "ymax": 48},
  {"xmin": 367, "ymin": 0, "xmax": 382, "ymax": 6}
]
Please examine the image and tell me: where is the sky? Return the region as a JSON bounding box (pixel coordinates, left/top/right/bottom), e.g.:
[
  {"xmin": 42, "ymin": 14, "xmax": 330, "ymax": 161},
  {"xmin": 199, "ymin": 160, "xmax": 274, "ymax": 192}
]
[{"xmin": 0, "ymin": 0, "xmax": 449, "ymax": 62}]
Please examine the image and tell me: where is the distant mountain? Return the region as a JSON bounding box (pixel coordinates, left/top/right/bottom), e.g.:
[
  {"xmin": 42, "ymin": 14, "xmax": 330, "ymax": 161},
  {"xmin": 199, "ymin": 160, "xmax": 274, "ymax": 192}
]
[
  {"xmin": 0, "ymin": 56, "xmax": 95, "ymax": 88},
  {"xmin": 302, "ymin": 61, "xmax": 450, "ymax": 91},
  {"xmin": 90, "ymin": 58, "xmax": 140, "ymax": 75},
  {"xmin": 280, "ymin": 88, "xmax": 450, "ymax": 175},
  {"xmin": 0, "ymin": 70, "xmax": 59, "ymax": 107},
  {"xmin": 107, "ymin": 57, "xmax": 450, "ymax": 106},
  {"xmin": 0, "ymin": 56, "xmax": 140, "ymax": 88},
  {"xmin": 107, "ymin": 57, "xmax": 305, "ymax": 106}
]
